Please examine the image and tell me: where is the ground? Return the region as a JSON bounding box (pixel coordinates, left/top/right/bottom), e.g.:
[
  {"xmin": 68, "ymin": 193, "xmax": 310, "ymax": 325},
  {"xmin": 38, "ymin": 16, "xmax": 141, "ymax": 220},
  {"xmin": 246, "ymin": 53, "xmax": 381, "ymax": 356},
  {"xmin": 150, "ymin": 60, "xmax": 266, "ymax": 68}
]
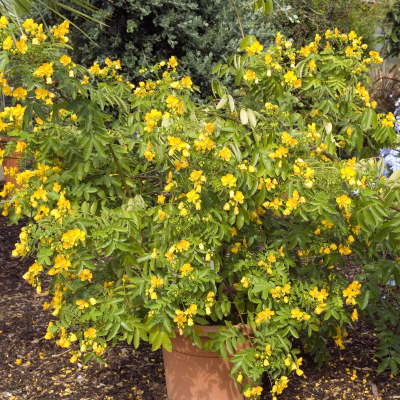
[{"xmin": 0, "ymin": 215, "xmax": 399, "ymax": 400}]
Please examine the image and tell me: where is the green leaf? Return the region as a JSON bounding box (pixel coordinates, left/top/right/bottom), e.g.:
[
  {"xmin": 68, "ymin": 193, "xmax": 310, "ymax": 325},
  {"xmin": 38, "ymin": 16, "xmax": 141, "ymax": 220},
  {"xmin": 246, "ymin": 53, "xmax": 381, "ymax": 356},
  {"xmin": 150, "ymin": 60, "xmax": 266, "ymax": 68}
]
[
  {"xmin": 161, "ymin": 331, "xmax": 172, "ymax": 352},
  {"xmin": 360, "ymin": 108, "xmax": 377, "ymax": 130},
  {"xmin": 377, "ymin": 357, "xmax": 390, "ymax": 373},
  {"xmin": 390, "ymin": 358, "xmax": 398, "ymax": 376},
  {"xmin": 236, "ymin": 210, "xmax": 244, "ymax": 230},
  {"xmin": 82, "ymin": 352, "xmax": 93, "ymax": 364},
  {"xmin": 93, "ymin": 354, "xmax": 107, "ymax": 365},
  {"xmin": 239, "ymin": 35, "xmax": 257, "ymax": 51},
  {"xmin": 216, "ymin": 95, "xmax": 228, "ymax": 110},
  {"xmin": 240, "ymin": 109, "xmax": 248, "ymax": 125},
  {"xmin": 359, "ymin": 290, "xmax": 370, "ymax": 310},
  {"xmin": 0, "ymin": 54, "xmax": 9, "ymax": 71},
  {"xmin": 107, "ymin": 322, "xmax": 121, "ymax": 341},
  {"xmin": 33, "ymin": 103, "xmax": 47, "ymax": 122}
]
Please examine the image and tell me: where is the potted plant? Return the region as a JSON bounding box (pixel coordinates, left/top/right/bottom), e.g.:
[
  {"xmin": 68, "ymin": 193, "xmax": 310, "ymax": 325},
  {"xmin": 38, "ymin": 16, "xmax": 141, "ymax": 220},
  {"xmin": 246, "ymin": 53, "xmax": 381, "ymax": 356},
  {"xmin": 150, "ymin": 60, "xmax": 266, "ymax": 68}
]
[{"xmin": 1, "ymin": 18, "xmax": 400, "ymax": 399}]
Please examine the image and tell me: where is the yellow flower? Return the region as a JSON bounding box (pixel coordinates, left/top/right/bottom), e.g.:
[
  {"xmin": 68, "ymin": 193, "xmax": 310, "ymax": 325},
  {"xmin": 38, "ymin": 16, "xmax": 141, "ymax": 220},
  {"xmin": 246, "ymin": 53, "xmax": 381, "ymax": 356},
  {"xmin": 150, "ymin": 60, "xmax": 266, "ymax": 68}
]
[
  {"xmin": 221, "ymin": 173, "xmax": 236, "ymax": 188},
  {"xmin": 351, "ymin": 308, "xmax": 358, "ymax": 321},
  {"xmin": 169, "ymin": 56, "xmax": 178, "ymax": 68},
  {"xmin": 186, "ymin": 189, "xmax": 199, "ymax": 203},
  {"xmin": 284, "ymin": 70, "xmax": 297, "ymax": 84},
  {"xmin": 157, "ymin": 194, "xmax": 166, "ymax": 204},
  {"xmin": 291, "ymin": 308, "xmax": 304, "ymax": 321},
  {"xmin": 180, "ymin": 263, "xmax": 194, "ymax": 277},
  {"xmin": 246, "ymin": 40, "xmax": 263, "ymax": 56},
  {"xmin": 16, "ymin": 39, "xmax": 28, "ymax": 54},
  {"xmin": 61, "ymin": 229, "xmax": 85, "ymax": 249},
  {"xmin": 81, "ymin": 75, "xmax": 89, "ymax": 84},
  {"xmin": 60, "ymin": 55, "xmax": 71, "ymax": 66},
  {"xmin": 13, "ymin": 87, "xmax": 27, "ymax": 100},
  {"xmin": 76, "ymin": 299, "xmax": 89, "ymax": 310},
  {"xmin": 255, "ymin": 308, "xmax": 275, "ymax": 323},
  {"xmin": 53, "ymin": 182, "xmax": 61, "ymax": 193},
  {"xmin": 3, "ymin": 36, "xmax": 13, "ymax": 50},
  {"xmin": 243, "ymin": 70, "xmax": 257, "ymax": 81},
  {"xmin": 343, "ymin": 281, "xmax": 361, "ymax": 305},
  {"xmin": 173, "ymin": 309, "xmax": 187, "ymax": 330},
  {"xmin": 219, "ymin": 147, "xmax": 231, "ymax": 161},
  {"xmin": 0, "ymin": 16, "xmax": 8, "ymax": 28},
  {"xmin": 158, "ymin": 210, "xmax": 166, "ymax": 220},
  {"xmin": 35, "ymin": 88, "xmax": 48, "ymax": 100},
  {"xmin": 233, "ymin": 191, "xmax": 244, "ymax": 204},
  {"xmin": 181, "ymin": 76, "xmax": 192, "ymax": 89},
  {"xmin": 176, "ymin": 240, "xmax": 190, "ymax": 252},
  {"xmin": 84, "ymin": 328, "xmax": 97, "ymax": 339},
  {"xmin": 33, "ymin": 62, "xmax": 54, "ymax": 78},
  {"xmin": 336, "ymin": 194, "xmax": 351, "ymax": 210},
  {"xmin": 15, "ymin": 141, "xmax": 27, "ymax": 153},
  {"xmin": 78, "ymin": 269, "xmax": 92, "ymax": 282}
]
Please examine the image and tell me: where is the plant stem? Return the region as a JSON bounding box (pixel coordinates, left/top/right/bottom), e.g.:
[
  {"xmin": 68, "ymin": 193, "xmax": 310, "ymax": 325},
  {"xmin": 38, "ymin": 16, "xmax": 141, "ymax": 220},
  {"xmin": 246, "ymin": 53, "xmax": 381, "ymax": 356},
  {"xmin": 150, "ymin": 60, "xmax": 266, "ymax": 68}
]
[
  {"xmin": 375, "ymin": 193, "xmax": 400, "ymax": 212},
  {"xmin": 230, "ymin": 0, "xmax": 245, "ymax": 39},
  {"xmin": 223, "ymin": 279, "xmax": 253, "ymax": 346},
  {"xmin": 107, "ymin": 143, "xmax": 133, "ymax": 198}
]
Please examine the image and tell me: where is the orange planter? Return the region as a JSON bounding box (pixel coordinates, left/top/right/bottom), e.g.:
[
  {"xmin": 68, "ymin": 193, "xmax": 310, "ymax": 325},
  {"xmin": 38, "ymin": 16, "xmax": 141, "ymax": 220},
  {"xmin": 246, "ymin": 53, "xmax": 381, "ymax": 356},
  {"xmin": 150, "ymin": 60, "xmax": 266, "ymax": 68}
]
[
  {"xmin": 162, "ymin": 326, "xmax": 249, "ymax": 400},
  {"xmin": 0, "ymin": 136, "xmax": 22, "ymax": 187}
]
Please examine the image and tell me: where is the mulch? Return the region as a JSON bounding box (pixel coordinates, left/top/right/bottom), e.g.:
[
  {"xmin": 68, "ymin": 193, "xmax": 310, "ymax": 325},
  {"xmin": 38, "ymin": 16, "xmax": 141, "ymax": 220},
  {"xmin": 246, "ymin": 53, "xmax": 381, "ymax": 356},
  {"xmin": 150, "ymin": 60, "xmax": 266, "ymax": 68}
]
[{"xmin": 0, "ymin": 214, "xmax": 399, "ymax": 400}]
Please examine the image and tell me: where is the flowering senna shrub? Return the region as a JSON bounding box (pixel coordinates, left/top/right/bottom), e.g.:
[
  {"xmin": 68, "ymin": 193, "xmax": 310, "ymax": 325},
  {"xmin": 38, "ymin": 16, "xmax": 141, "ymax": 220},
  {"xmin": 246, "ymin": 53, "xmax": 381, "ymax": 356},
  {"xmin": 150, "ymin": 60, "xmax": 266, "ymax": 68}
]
[{"xmin": 1, "ymin": 17, "xmax": 400, "ymax": 398}]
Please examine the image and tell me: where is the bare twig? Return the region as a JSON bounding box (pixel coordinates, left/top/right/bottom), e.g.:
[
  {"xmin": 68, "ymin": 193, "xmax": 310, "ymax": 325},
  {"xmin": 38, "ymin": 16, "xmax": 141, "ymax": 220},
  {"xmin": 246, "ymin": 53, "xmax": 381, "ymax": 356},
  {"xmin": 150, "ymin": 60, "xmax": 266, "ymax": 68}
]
[{"xmin": 230, "ymin": 0, "xmax": 245, "ymax": 39}]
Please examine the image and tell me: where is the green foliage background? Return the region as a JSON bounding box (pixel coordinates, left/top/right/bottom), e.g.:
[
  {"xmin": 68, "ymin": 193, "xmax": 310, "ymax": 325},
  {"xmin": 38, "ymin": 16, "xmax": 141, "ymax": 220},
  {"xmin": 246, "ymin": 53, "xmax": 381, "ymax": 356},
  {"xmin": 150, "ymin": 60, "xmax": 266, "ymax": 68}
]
[
  {"xmin": 269, "ymin": 0, "xmax": 388, "ymax": 50},
  {"xmin": 31, "ymin": 0, "xmax": 388, "ymax": 99},
  {"xmin": 379, "ymin": 0, "xmax": 400, "ymax": 57},
  {"xmin": 31, "ymin": 0, "xmax": 276, "ymax": 98}
]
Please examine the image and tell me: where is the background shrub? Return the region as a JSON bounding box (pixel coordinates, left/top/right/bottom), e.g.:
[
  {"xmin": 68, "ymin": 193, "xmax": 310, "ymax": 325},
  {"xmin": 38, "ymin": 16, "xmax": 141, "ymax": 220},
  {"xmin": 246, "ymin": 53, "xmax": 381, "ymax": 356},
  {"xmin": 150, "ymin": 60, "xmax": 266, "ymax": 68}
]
[
  {"xmin": 270, "ymin": 0, "xmax": 389, "ymax": 50},
  {"xmin": 31, "ymin": 0, "xmax": 276, "ymax": 99}
]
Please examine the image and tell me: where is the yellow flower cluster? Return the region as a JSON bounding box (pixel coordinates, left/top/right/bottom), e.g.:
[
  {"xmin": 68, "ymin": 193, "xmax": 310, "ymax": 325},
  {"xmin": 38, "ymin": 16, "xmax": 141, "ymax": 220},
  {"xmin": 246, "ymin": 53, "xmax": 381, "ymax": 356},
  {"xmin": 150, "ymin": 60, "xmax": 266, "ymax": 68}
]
[
  {"xmin": 283, "ymin": 71, "xmax": 301, "ymax": 88},
  {"xmin": 381, "ymin": 112, "xmax": 395, "ymax": 128},
  {"xmin": 284, "ymin": 355, "xmax": 304, "ymax": 376},
  {"xmin": 173, "ymin": 304, "xmax": 197, "ymax": 334},
  {"xmin": 291, "ymin": 308, "xmax": 310, "ymax": 322},
  {"xmin": 244, "ymin": 386, "xmax": 263, "ymax": 398},
  {"xmin": 48, "ymin": 256, "xmax": 71, "ymax": 275},
  {"xmin": 147, "ymin": 275, "xmax": 164, "ymax": 299},
  {"xmin": 272, "ymin": 376, "xmax": 289, "ymax": 395},
  {"xmin": 309, "ymin": 287, "xmax": 329, "ymax": 314},
  {"xmin": 332, "ymin": 325, "xmax": 346, "ymax": 350},
  {"xmin": 205, "ymin": 291, "xmax": 214, "ymax": 315},
  {"xmin": 343, "ymin": 281, "xmax": 361, "ymax": 305},
  {"xmin": 255, "ymin": 308, "xmax": 275, "ymax": 324},
  {"xmin": 246, "ymin": 40, "xmax": 263, "ymax": 56},
  {"xmin": 180, "ymin": 263, "xmax": 194, "ymax": 278},
  {"xmin": 61, "ymin": 229, "xmax": 85, "ymax": 249},
  {"xmin": 0, "ymin": 104, "xmax": 26, "ymax": 132},
  {"xmin": 50, "ymin": 20, "xmax": 69, "ymax": 44},
  {"xmin": 22, "ymin": 262, "xmax": 43, "ymax": 288}
]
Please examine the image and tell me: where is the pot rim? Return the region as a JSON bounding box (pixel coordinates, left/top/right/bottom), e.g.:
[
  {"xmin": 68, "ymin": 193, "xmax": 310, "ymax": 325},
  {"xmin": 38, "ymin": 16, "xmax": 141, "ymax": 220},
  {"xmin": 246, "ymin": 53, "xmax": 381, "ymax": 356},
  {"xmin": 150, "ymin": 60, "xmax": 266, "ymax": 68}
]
[{"xmin": 172, "ymin": 324, "xmax": 252, "ymax": 338}]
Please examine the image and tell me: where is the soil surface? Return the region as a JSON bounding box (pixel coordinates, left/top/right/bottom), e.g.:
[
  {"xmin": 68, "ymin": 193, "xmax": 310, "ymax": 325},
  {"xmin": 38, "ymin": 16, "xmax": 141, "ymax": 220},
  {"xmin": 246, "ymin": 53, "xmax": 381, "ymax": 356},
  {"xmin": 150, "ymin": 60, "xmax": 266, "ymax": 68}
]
[{"xmin": 0, "ymin": 215, "xmax": 399, "ymax": 400}]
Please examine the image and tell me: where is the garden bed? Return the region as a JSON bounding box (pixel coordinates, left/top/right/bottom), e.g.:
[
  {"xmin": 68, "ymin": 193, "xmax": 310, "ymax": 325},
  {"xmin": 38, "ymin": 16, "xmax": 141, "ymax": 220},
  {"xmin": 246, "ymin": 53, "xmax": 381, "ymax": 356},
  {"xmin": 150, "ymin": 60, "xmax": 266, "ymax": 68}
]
[{"xmin": 0, "ymin": 215, "xmax": 399, "ymax": 400}]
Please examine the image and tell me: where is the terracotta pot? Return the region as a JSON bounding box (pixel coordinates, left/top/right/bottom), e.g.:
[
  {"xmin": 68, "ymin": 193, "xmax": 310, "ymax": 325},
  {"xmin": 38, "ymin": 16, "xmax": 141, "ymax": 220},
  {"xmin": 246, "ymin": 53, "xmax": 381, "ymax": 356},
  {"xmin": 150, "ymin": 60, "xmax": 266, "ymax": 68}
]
[
  {"xmin": 163, "ymin": 325, "xmax": 250, "ymax": 400},
  {"xmin": 0, "ymin": 136, "xmax": 22, "ymax": 187}
]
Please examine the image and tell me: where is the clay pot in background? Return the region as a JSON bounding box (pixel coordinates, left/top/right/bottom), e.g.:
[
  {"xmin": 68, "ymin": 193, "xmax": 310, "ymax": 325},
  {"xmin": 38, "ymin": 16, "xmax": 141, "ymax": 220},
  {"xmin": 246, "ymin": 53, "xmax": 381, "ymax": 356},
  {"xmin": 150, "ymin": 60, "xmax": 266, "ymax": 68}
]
[
  {"xmin": 163, "ymin": 325, "xmax": 250, "ymax": 400},
  {"xmin": 0, "ymin": 136, "xmax": 22, "ymax": 187}
]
